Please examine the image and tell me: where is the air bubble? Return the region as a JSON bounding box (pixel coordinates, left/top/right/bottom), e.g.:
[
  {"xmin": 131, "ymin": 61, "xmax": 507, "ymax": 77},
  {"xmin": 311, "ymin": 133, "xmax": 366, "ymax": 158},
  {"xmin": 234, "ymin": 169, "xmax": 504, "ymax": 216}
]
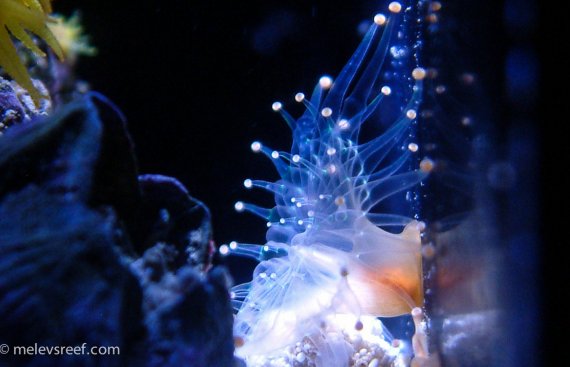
[{"xmin": 390, "ymin": 46, "xmax": 408, "ymax": 59}]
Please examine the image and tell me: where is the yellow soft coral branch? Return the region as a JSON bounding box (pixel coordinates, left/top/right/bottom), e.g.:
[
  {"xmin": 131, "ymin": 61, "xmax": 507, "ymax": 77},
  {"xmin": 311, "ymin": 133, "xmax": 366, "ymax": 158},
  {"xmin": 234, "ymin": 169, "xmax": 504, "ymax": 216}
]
[
  {"xmin": 26, "ymin": 0, "xmax": 52, "ymax": 13},
  {"xmin": 0, "ymin": 0, "xmax": 63, "ymax": 106}
]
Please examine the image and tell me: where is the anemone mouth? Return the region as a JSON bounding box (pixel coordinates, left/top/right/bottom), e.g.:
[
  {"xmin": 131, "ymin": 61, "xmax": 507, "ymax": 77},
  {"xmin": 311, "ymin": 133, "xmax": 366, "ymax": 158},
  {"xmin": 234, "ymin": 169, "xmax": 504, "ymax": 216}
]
[{"xmin": 237, "ymin": 315, "xmax": 404, "ymax": 367}]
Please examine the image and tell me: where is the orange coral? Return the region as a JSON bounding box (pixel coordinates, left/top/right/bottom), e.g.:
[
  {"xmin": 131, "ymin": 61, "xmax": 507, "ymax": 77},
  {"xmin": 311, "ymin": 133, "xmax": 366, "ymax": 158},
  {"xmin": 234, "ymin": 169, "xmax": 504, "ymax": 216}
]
[{"xmin": 0, "ymin": 0, "xmax": 63, "ymax": 105}]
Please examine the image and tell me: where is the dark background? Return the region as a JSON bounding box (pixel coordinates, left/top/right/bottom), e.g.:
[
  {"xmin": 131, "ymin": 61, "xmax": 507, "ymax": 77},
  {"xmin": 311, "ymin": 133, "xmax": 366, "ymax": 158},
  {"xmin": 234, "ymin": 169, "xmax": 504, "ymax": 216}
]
[
  {"xmin": 54, "ymin": 0, "xmax": 387, "ymax": 251},
  {"xmin": 51, "ymin": 0, "xmax": 553, "ymax": 365}
]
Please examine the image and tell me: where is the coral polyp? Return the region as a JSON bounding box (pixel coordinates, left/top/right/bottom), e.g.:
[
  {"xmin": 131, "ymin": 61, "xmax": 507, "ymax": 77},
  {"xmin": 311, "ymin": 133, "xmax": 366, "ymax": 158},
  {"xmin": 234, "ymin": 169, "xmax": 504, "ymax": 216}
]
[
  {"xmin": 226, "ymin": 2, "xmax": 428, "ymax": 365},
  {"xmin": 48, "ymin": 12, "xmax": 96, "ymax": 65}
]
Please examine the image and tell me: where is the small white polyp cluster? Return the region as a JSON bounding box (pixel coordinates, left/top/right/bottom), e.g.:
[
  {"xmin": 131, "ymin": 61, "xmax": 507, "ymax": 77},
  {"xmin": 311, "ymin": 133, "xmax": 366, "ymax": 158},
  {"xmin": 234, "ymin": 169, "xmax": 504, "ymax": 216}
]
[{"xmin": 242, "ymin": 316, "xmax": 405, "ymax": 367}]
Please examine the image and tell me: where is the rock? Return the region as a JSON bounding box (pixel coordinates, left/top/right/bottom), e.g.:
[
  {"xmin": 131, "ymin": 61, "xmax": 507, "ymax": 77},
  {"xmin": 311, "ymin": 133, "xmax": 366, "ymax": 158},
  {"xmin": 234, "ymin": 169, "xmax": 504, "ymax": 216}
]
[{"xmin": 0, "ymin": 95, "xmax": 236, "ymax": 366}]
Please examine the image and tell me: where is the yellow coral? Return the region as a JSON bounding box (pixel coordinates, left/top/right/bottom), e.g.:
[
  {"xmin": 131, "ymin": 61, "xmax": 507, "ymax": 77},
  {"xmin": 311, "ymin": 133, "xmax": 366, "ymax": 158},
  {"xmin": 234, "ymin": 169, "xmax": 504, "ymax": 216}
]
[{"xmin": 0, "ymin": 0, "xmax": 63, "ymax": 105}]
